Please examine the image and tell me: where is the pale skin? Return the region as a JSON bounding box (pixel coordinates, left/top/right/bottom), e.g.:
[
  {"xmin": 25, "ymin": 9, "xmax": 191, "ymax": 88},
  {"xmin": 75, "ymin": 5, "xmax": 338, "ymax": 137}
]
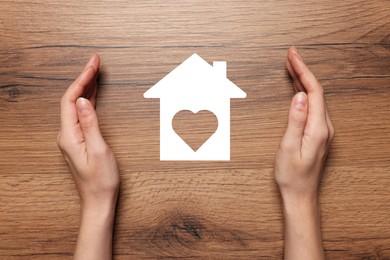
[
  {"xmin": 275, "ymin": 47, "xmax": 334, "ymax": 260},
  {"xmin": 57, "ymin": 54, "xmax": 119, "ymax": 260},
  {"xmin": 57, "ymin": 47, "xmax": 334, "ymax": 259}
]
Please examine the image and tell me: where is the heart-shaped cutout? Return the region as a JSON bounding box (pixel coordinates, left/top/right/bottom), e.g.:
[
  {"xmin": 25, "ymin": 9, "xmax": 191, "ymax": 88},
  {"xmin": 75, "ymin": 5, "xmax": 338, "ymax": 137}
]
[{"xmin": 172, "ymin": 110, "xmax": 218, "ymax": 152}]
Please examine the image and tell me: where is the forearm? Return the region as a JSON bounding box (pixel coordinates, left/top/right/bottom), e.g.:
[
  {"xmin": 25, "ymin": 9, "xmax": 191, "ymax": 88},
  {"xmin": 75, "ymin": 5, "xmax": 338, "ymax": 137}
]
[
  {"xmin": 281, "ymin": 193, "xmax": 325, "ymax": 260},
  {"xmin": 74, "ymin": 203, "xmax": 117, "ymax": 260}
]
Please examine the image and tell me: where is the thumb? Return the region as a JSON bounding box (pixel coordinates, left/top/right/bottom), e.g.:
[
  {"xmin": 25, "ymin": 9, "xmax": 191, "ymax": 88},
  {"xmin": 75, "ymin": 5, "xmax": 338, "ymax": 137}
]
[
  {"xmin": 76, "ymin": 97, "xmax": 106, "ymax": 152},
  {"xmin": 282, "ymin": 92, "xmax": 308, "ymax": 149}
]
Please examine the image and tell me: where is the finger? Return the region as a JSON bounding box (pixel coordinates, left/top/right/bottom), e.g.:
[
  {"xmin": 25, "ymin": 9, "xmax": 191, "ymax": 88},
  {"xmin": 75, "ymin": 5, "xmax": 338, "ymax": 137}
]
[
  {"xmin": 280, "ymin": 92, "xmax": 308, "ymax": 152},
  {"xmin": 285, "ymin": 59, "xmax": 299, "ymax": 93},
  {"xmin": 83, "ymin": 65, "xmax": 99, "ymax": 97},
  {"xmin": 76, "ymin": 97, "xmax": 107, "ymax": 153},
  {"xmin": 83, "ymin": 73, "xmax": 98, "ymax": 104},
  {"xmin": 287, "ymin": 48, "xmax": 328, "ymax": 140},
  {"xmin": 285, "ymin": 55, "xmax": 305, "ymax": 93},
  {"xmin": 76, "ymin": 54, "xmax": 100, "ymax": 99},
  {"xmin": 70, "ymin": 54, "xmax": 100, "ymax": 101},
  {"xmin": 60, "ymin": 55, "xmax": 100, "ymax": 131},
  {"xmin": 60, "ymin": 66, "xmax": 96, "ymax": 132},
  {"xmin": 89, "ymin": 81, "xmax": 98, "ymax": 108},
  {"xmin": 83, "ymin": 53, "xmax": 100, "ymax": 75},
  {"xmin": 82, "ymin": 59, "xmax": 99, "ymax": 107},
  {"xmin": 325, "ymin": 104, "xmax": 335, "ymax": 147}
]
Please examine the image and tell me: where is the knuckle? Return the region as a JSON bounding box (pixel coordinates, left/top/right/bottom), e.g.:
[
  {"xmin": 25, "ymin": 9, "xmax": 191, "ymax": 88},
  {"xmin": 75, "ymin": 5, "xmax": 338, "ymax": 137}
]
[
  {"xmin": 329, "ymin": 127, "xmax": 335, "ymax": 141},
  {"xmin": 91, "ymin": 145, "xmax": 112, "ymax": 159},
  {"xmin": 56, "ymin": 133, "xmax": 71, "ymax": 152},
  {"xmin": 60, "ymin": 95, "xmax": 67, "ymax": 107},
  {"xmin": 57, "ymin": 137, "xmax": 67, "ymax": 151},
  {"xmin": 291, "ymin": 116, "xmax": 305, "ymax": 127},
  {"xmin": 56, "ymin": 133, "xmax": 64, "ymax": 150},
  {"xmin": 80, "ymin": 114, "xmax": 98, "ymax": 132},
  {"xmin": 82, "ymin": 117, "xmax": 94, "ymax": 130},
  {"xmin": 81, "ymin": 116, "xmax": 97, "ymax": 133},
  {"xmin": 320, "ymin": 129, "xmax": 329, "ymax": 141},
  {"xmin": 56, "ymin": 132, "xmax": 61, "ymax": 146},
  {"xmin": 278, "ymin": 139, "xmax": 295, "ymax": 153},
  {"xmin": 314, "ymin": 128, "xmax": 329, "ymax": 143},
  {"xmin": 298, "ymin": 70, "xmax": 311, "ymax": 83}
]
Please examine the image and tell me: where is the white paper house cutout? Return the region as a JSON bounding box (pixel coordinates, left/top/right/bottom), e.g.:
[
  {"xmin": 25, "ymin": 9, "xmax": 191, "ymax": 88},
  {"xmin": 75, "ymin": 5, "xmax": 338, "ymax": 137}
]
[{"xmin": 144, "ymin": 53, "xmax": 246, "ymax": 160}]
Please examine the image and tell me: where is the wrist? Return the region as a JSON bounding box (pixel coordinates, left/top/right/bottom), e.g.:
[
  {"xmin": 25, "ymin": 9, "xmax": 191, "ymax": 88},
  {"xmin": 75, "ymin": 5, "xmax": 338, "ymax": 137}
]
[
  {"xmin": 280, "ymin": 186, "xmax": 321, "ymax": 223},
  {"xmin": 281, "ymin": 191, "xmax": 321, "ymax": 236},
  {"xmin": 75, "ymin": 195, "xmax": 117, "ymax": 260},
  {"xmin": 279, "ymin": 181, "xmax": 319, "ymax": 206},
  {"xmin": 80, "ymin": 187, "xmax": 119, "ymax": 211},
  {"xmin": 281, "ymin": 190, "xmax": 325, "ymax": 260},
  {"xmin": 282, "ymin": 196, "xmax": 319, "ymax": 219},
  {"xmin": 80, "ymin": 202, "xmax": 117, "ymax": 232},
  {"xmin": 80, "ymin": 194, "xmax": 118, "ymax": 225},
  {"xmin": 282, "ymin": 190, "xmax": 319, "ymax": 214},
  {"xmin": 281, "ymin": 188, "xmax": 318, "ymax": 206}
]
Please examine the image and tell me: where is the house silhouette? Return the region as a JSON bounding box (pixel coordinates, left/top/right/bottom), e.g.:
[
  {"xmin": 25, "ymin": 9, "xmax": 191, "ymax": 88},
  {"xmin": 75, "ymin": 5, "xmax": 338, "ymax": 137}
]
[{"xmin": 144, "ymin": 53, "xmax": 246, "ymax": 160}]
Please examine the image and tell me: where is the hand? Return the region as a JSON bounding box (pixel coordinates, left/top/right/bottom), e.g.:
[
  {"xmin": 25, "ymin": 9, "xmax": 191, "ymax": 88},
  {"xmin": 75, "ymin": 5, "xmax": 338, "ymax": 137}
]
[
  {"xmin": 275, "ymin": 47, "xmax": 334, "ymax": 260},
  {"xmin": 57, "ymin": 54, "xmax": 119, "ymax": 260},
  {"xmin": 275, "ymin": 47, "xmax": 334, "ymax": 201}
]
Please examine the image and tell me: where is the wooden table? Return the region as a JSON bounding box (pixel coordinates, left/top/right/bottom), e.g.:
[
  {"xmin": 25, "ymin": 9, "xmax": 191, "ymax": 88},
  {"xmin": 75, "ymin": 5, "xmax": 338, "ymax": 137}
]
[{"xmin": 1, "ymin": 1, "xmax": 389, "ymax": 259}]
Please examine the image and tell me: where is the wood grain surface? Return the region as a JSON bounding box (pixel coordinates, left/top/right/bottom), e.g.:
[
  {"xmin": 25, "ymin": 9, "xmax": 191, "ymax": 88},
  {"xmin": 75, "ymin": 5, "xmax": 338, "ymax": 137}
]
[{"xmin": 1, "ymin": 1, "xmax": 390, "ymax": 259}]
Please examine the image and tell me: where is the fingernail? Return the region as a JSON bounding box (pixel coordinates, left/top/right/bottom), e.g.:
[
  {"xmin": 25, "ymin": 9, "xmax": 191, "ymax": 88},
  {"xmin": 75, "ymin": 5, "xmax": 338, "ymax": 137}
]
[
  {"xmin": 293, "ymin": 53, "xmax": 304, "ymax": 64},
  {"xmin": 294, "ymin": 47, "xmax": 304, "ymax": 61},
  {"xmin": 76, "ymin": 97, "xmax": 91, "ymax": 115},
  {"xmin": 292, "ymin": 46, "xmax": 298, "ymax": 53},
  {"xmin": 82, "ymin": 54, "xmax": 97, "ymax": 71},
  {"xmin": 82, "ymin": 65, "xmax": 93, "ymax": 73},
  {"xmin": 294, "ymin": 92, "xmax": 307, "ymax": 109},
  {"xmin": 86, "ymin": 54, "xmax": 95, "ymax": 65}
]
